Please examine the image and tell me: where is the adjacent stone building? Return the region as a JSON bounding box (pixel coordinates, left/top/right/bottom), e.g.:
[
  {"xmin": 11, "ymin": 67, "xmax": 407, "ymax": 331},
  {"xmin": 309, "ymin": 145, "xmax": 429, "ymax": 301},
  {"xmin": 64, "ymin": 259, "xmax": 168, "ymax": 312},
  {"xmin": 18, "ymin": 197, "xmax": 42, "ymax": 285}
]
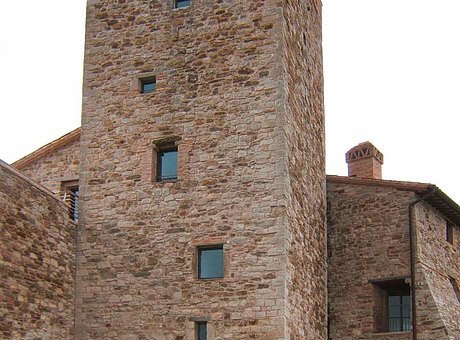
[
  {"xmin": 327, "ymin": 142, "xmax": 460, "ymax": 340},
  {"xmin": 1, "ymin": 1, "xmax": 460, "ymax": 339},
  {"xmin": 0, "ymin": 160, "xmax": 76, "ymax": 339}
]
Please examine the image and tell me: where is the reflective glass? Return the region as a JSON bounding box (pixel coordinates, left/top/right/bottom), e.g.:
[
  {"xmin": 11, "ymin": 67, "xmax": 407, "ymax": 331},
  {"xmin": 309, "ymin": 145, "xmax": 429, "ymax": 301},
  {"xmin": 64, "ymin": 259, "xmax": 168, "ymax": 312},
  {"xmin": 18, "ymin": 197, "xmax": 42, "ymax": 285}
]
[
  {"xmin": 142, "ymin": 80, "xmax": 156, "ymax": 93},
  {"xmin": 199, "ymin": 247, "xmax": 223, "ymax": 279},
  {"xmin": 176, "ymin": 0, "xmax": 191, "ymax": 8},
  {"xmin": 159, "ymin": 149, "xmax": 177, "ymax": 180},
  {"xmin": 197, "ymin": 322, "xmax": 207, "ymax": 340}
]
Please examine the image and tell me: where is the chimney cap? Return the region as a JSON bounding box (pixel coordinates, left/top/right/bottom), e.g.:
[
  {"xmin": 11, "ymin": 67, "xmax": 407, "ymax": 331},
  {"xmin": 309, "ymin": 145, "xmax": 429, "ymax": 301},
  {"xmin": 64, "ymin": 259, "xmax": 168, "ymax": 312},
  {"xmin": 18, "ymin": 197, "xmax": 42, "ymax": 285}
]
[{"xmin": 346, "ymin": 141, "xmax": 384, "ymax": 164}]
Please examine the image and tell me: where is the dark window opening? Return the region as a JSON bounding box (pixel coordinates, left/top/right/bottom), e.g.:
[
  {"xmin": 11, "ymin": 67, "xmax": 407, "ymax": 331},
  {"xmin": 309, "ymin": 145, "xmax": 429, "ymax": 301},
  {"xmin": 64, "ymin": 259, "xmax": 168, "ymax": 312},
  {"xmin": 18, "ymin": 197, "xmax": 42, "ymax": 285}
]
[
  {"xmin": 198, "ymin": 246, "xmax": 224, "ymax": 279},
  {"xmin": 388, "ymin": 290, "xmax": 411, "ymax": 332},
  {"xmin": 157, "ymin": 147, "xmax": 178, "ymax": 181},
  {"xmin": 450, "ymin": 277, "xmax": 460, "ymax": 303},
  {"xmin": 140, "ymin": 77, "xmax": 156, "ymax": 94},
  {"xmin": 196, "ymin": 321, "xmax": 207, "ymax": 340},
  {"xmin": 446, "ymin": 221, "xmax": 454, "ymax": 245},
  {"xmin": 371, "ymin": 278, "xmax": 411, "ymax": 333},
  {"xmin": 175, "ymin": 0, "xmax": 191, "ymax": 8},
  {"xmin": 62, "ymin": 183, "xmax": 79, "ymax": 222}
]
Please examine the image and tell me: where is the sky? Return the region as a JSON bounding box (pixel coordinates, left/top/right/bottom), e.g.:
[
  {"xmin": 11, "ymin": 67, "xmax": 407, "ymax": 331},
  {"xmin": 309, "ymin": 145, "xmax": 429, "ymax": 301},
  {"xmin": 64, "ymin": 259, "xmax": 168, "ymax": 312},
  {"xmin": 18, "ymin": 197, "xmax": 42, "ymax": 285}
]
[{"xmin": 0, "ymin": 0, "xmax": 459, "ymax": 204}]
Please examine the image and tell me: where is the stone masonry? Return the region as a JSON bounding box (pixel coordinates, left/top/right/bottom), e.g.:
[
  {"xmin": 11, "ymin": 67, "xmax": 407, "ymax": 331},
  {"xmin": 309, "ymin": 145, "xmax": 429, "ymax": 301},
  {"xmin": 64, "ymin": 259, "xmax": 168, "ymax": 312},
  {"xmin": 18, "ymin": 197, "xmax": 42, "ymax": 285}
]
[
  {"xmin": 14, "ymin": 128, "xmax": 81, "ymax": 196},
  {"xmin": 78, "ymin": 0, "xmax": 325, "ymax": 339},
  {"xmin": 0, "ymin": 160, "xmax": 76, "ymax": 339},
  {"xmin": 327, "ymin": 174, "xmax": 460, "ymax": 339}
]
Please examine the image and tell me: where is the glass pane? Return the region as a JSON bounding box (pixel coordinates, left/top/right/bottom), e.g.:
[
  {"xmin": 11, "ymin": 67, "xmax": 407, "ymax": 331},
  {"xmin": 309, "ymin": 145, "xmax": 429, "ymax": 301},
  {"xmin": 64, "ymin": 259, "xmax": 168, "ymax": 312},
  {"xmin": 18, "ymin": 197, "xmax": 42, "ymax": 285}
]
[
  {"xmin": 176, "ymin": 0, "xmax": 191, "ymax": 8},
  {"xmin": 402, "ymin": 317, "xmax": 411, "ymax": 331},
  {"xmin": 402, "ymin": 296, "xmax": 411, "ymax": 317},
  {"xmin": 199, "ymin": 248, "xmax": 223, "ymax": 279},
  {"xmin": 142, "ymin": 81, "xmax": 156, "ymax": 93},
  {"xmin": 389, "ymin": 318, "xmax": 401, "ymax": 332},
  {"xmin": 160, "ymin": 150, "xmax": 177, "ymax": 180},
  {"xmin": 197, "ymin": 322, "xmax": 207, "ymax": 340}
]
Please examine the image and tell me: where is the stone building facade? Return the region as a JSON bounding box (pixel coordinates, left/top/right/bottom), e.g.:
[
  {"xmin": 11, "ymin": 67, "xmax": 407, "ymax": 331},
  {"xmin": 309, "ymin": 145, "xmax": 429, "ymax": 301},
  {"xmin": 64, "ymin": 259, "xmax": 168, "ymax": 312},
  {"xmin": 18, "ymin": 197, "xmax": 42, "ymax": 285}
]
[
  {"xmin": 327, "ymin": 142, "xmax": 460, "ymax": 340},
  {"xmin": 0, "ymin": 161, "xmax": 76, "ymax": 339},
  {"xmin": 2, "ymin": 1, "xmax": 460, "ymax": 340},
  {"xmin": 77, "ymin": 0, "xmax": 325, "ymax": 338}
]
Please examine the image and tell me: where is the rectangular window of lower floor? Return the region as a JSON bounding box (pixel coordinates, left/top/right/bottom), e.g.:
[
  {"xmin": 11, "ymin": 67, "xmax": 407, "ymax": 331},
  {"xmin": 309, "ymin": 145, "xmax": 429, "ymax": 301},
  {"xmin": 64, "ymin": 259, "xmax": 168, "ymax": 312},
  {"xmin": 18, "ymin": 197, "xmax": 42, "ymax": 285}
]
[
  {"xmin": 371, "ymin": 278, "xmax": 411, "ymax": 333},
  {"xmin": 196, "ymin": 321, "xmax": 207, "ymax": 340}
]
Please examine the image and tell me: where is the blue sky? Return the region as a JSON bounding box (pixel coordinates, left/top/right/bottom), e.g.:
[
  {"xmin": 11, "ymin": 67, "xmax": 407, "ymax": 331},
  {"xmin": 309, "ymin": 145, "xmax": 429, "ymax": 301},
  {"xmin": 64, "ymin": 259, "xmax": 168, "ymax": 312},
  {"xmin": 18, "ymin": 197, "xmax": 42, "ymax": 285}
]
[{"xmin": 1, "ymin": 0, "xmax": 459, "ymax": 203}]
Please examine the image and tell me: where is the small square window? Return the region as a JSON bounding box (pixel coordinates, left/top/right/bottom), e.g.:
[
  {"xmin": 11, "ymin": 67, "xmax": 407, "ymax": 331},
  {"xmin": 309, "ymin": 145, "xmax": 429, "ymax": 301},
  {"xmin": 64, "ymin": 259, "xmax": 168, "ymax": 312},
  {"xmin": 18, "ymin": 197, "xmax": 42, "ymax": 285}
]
[
  {"xmin": 446, "ymin": 221, "xmax": 454, "ymax": 245},
  {"xmin": 196, "ymin": 321, "xmax": 207, "ymax": 340},
  {"xmin": 198, "ymin": 246, "xmax": 224, "ymax": 279},
  {"xmin": 175, "ymin": 0, "xmax": 191, "ymax": 9},
  {"xmin": 157, "ymin": 147, "xmax": 178, "ymax": 181},
  {"xmin": 140, "ymin": 77, "xmax": 156, "ymax": 94}
]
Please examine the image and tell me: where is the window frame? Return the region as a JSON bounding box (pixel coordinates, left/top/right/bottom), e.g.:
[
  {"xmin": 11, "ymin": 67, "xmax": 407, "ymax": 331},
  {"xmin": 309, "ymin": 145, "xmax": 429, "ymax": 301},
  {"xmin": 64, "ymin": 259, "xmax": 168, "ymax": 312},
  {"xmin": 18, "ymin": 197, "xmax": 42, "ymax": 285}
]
[
  {"xmin": 174, "ymin": 0, "xmax": 191, "ymax": 9},
  {"xmin": 370, "ymin": 278, "xmax": 411, "ymax": 333},
  {"xmin": 387, "ymin": 288, "xmax": 411, "ymax": 332},
  {"xmin": 197, "ymin": 245, "xmax": 224, "ymax": 280},
  {"xmin": 139, "ymin": 76, "xmax": 156, "ymax": 94},
  {"xmin": 156, "ymin": 145, "xmax": 178, "ymax": 182},
  {"xmin": 61, "ymin": 180, "xmax": 79, "ymax": 222}
]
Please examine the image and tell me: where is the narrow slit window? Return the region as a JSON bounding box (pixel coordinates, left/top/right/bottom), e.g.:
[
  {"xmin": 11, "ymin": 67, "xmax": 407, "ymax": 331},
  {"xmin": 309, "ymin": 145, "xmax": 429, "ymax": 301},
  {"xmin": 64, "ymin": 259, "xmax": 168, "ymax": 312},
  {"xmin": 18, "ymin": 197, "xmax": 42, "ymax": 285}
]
[
  {"xmin": 61, "ymin": 181, "xmax": 79, "ymax": 222},
  {"xmin": 196, "ymin": 321, "xmax": 207, "ymax": 340},
  {"xmin": 446, "ymin": 221, "xmax": 454, "ymax": 245},
  {"xmin": 140, "ymin": 77, "xmax": 156, "ymax": 94}
]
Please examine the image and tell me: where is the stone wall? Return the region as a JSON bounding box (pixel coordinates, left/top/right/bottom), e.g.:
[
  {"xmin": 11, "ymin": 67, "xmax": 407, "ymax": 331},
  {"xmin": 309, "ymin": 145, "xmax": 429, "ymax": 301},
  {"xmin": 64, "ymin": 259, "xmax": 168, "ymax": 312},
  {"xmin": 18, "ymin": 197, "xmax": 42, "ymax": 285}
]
[
  {"xmin": 283, "ymin": 0, "xmax": 326, "ymax": 338},
  {"xmin": 0, "ymin": 160, "xmax": 75, "ymax": 339},
  {"xmin": 16, "ymin": 135, "xmax": 80, "ymax": 195},
  {"xmin": 327, "ymin": 180, "xmax": 414, "ymax": 340},
  {"xmin": 79, "ymin": 0, "xmax": 325, "ymax": 339},
  {"xmin": 414, "ymin": 201, "xmax": 460, "ymax": 339}
]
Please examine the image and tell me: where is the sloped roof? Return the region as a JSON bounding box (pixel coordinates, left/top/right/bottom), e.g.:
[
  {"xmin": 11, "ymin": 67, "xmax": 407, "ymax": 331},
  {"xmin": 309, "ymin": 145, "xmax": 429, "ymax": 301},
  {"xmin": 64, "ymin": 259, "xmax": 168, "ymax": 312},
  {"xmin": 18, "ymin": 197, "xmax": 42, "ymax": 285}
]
[
  {"xmin": 327, "ymin": 175, "xmax": 460, "ymax": 226},
  {"xmin": 13, "ymin": 128, "xmax": 81, "ymax": 170}
]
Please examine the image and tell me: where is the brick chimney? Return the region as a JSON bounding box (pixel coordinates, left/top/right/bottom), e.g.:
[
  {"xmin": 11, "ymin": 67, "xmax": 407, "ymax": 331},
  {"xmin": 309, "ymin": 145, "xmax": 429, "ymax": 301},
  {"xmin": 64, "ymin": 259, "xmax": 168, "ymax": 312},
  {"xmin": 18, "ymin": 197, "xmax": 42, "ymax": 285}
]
[{"xmin": 346, "ymin": 142, "xmax": 384, "ymax": 179}]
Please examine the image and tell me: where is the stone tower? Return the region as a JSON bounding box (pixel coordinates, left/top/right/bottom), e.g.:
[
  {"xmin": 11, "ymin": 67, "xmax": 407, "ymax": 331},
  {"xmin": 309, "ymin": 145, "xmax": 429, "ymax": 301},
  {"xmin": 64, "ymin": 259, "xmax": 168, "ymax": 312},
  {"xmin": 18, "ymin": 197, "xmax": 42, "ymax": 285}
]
[{"xmin": 78, "ymin": 0, "xmax": 326, "ymax": 339}]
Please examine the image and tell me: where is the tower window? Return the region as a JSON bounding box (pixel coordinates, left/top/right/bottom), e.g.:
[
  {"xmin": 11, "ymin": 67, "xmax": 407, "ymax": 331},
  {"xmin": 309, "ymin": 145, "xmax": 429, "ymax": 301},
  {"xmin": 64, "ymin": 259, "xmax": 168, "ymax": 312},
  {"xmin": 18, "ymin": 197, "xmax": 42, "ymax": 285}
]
[
  {"xmin": 196, "ymin": 321, "xmax": 207, "ymax": 340},
  {"xmin": 175, "ymin": 0, "xmax": 191, "ymax": 9},
  {"xmin": 140, "ymin": 77, "xmax": 156, "ymax": 94},
  {"xmin": 198, "ymin": 246, "xmax": 224, "ymax": 279},
  {"xmin": 157, "ymin": 146, "xmax": 178, "ymax": 181}
]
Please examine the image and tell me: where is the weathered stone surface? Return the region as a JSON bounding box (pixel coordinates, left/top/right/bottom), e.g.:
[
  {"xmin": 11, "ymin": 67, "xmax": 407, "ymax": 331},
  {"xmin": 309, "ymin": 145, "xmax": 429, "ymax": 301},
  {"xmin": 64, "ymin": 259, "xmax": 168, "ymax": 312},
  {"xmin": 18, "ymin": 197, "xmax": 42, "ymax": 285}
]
[
  {"xmin": 0, "ymin": 161, "xmax": 75, "ymax": 339},
  {"xmin": 15, "ymin": 132, "xmax": 80, "ymax": 195},
  {"xmin": 327, "ymin": 177, "xmax": 460, "ymax": 340},
  {"xmin": 78, "ymin": 0, "xmax": 325, "ymax": 339}
]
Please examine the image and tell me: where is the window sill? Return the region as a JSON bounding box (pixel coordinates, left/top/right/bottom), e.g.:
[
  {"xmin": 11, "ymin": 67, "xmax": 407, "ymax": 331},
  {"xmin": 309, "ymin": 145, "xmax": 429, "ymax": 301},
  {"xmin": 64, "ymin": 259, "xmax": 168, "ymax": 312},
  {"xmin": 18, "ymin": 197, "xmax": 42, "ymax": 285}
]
[{"xmin": 373, "ymin": 331, "xmax": 411, "ymax": 336}]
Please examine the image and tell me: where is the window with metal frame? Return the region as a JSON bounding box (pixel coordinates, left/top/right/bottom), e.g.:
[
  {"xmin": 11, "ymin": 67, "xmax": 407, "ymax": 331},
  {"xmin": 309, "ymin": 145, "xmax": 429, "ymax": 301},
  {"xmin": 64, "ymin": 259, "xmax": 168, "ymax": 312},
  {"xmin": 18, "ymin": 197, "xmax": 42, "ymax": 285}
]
[
  {"xmin": 157, "ymin": 147, "xmax": 178, "ymax": 181},
  {"xmin": 198, "ymin": 245, "xmax": 224, "ymax": 279},
  {"xmin": 387, "ymin": 289, "xmax": 411, "ymax": 332}
]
